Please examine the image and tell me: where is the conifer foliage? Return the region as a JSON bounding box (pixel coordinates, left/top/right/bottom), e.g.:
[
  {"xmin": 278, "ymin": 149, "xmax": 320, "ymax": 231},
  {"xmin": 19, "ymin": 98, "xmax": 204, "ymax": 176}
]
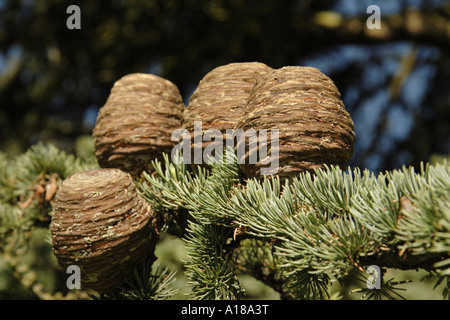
[{"xmin": 139, "ymin": 150, "xmax": 450, "ymax": 299}]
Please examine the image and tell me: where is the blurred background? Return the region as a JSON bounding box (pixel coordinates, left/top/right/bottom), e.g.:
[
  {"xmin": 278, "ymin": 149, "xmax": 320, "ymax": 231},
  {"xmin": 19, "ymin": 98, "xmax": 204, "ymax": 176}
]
[{"xmin": 0, "ymin": 0, "xmax": 449, "ymax": 299}]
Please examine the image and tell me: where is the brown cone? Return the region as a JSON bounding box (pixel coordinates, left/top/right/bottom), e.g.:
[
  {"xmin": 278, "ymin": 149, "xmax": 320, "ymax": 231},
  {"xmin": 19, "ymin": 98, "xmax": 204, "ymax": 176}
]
[
  {"xmin": 182, "ymin": 62, "xmax": 272, "ymax": 167},
  {"xmin": 235, "ymin": 66, "xmax": 355, "ymax": 180},
  {"xmin": 50, "ymin": 168, "xmax": 158, "ymax": 291},
  {"xmin": 93, "ymin": 73, "xmax": 184, "ymax": 177}
]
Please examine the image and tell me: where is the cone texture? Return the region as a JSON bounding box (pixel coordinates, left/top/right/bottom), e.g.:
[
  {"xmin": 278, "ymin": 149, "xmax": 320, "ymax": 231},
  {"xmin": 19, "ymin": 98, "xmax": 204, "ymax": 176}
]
[
  {"xmin": 235, "ymin": 66, "xmax": 355, "ymax": 179},
  {"xmin": 50, "ymin": 168, "xmax": 157, "ymax": 291},
  {"xmin": 182, "ymin": 62, "xmax": 272, "ymax": 166},
  {"xmin": 93, "ymin": 73, "xmax": 184, "ymax": 177}
]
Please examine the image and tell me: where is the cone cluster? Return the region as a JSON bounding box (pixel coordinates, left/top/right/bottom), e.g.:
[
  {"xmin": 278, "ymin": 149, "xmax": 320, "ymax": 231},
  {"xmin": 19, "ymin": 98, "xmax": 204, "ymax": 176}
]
[
  {"xmin": 51, "ymin": 63, "xmax": 355, "ymax": 291},
  {"xmin": 91, "ymin": 63, "xmax": 354, "ymax": 179}
]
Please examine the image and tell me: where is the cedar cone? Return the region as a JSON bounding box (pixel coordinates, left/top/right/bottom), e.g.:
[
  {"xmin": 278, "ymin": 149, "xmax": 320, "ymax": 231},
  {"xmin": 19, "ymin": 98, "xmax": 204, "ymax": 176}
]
[
  {"xmin": 235, "ymin": 66, "xmax": 355, "ymax": 180},
  {"xmin": 50, "ymin": 168, "xmax": 158, "ymax": 291},
  {"xmin": 93, "ymin": 73, "xmax": 184, "ymax": 177},
  {"xmin": 182, "ymin": 62, "xmax": 272, "ymax": 167}
]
